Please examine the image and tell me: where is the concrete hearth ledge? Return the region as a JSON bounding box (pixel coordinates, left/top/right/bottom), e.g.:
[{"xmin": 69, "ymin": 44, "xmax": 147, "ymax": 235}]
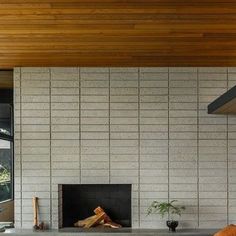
[{"xmin": 2, "ymin": 228, "xmax": 217, "ymax": 236}]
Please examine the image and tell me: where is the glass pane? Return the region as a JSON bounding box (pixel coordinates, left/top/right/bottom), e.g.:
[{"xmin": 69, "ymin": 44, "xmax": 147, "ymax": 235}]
[
  {"xmin": 0, "ymin": 139, "xmax": 12, "ymax": 202},
  {"xmin": 0, "ymin": 104, "xmax": 12, "ymax": 136}
]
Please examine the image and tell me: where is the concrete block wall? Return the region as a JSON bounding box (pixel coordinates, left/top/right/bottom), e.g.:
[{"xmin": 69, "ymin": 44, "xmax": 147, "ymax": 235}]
[{"xmin": 14, "ymin": 67, "xmax": 236, "ymax": 229}]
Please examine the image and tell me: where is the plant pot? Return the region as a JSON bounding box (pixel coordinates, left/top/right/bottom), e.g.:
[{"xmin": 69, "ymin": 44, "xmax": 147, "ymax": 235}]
[{"xmin": 166, "ymin": 220, "xmax": 178, "ymax": 232}]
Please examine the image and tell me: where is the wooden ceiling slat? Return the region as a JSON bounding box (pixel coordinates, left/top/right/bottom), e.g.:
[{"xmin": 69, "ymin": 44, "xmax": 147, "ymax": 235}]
[
  {"xmin": 0, "ymin": 0, "xmax": 236, "ymax": 67},
  {"xmin": 1, "ymin": 8, "xmax": 236, "ymax": 14}
]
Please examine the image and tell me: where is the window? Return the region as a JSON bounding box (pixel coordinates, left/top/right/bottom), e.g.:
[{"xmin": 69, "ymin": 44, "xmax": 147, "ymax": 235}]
[
  {"xmin": 0, "ymin": 140, "xmax": 12, "ymax": 202},
  {"xmin": 0, "ymin": 104, "xmax": 13, "ymax": 203},
  {"xmin": 0, "ymin": 71, "xmax": 13, "ymax": 204}
]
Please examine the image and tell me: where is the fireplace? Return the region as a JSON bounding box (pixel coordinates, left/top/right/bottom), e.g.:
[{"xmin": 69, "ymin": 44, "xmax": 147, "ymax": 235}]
[{"xmin": 58, "ymin": 184, "xmax": 132, "ymax": 229}]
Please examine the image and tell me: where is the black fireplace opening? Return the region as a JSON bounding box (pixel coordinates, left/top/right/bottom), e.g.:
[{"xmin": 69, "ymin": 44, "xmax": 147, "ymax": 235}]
[{"xmin": 59, "ymin": 184, "xmax": 132, "ymax": 228}]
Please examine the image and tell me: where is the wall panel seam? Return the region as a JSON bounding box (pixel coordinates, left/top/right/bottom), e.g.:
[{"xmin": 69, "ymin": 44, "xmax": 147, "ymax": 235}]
[
  {"xmin": 167, "ymin": 67, "xmax": 170, "ymax": 205},
  {"xmin": 78, "ymin": 67, "xmax": 82, "ymax": 184},
  {"xmin": 19, "ymin": 68, "xmax": 23, "ymax": 227},
  {"xmin": 49, "ymin": 68, "xmax": 52, "ymax": 228},
  {"xmin": 138, "ymin": 67, "xmax": 141, "ymax": 227},
  {"xmin": 197, "ymin": 67, "xmax": 200, "ymax": 227},
  {"xmin": 226, "ymin": 67, "xmax": 229, "ymax": 225},
  {"xmin": 109, "ymin": 68, "xmax": 111, "ymax": 184}
]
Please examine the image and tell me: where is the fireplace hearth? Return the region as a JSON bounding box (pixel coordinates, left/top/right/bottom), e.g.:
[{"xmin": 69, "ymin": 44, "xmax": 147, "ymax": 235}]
[{"xmin": 58, "ymin": 184, "xmax": 132, "ymax": 229}]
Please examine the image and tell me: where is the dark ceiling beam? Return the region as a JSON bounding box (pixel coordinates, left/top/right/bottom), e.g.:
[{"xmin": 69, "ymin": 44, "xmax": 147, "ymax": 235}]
[{"xmin": 208, "ymin": 85, "xmax": 236, "ymax": 114}]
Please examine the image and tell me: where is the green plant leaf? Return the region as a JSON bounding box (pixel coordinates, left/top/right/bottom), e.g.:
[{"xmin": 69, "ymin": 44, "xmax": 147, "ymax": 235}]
[{"xmin": 147, "ymin": 200, "xmax": 185, "ymax": 219}]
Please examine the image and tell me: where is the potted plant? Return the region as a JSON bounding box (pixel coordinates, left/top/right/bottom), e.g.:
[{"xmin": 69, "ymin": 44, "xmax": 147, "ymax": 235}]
[{"xmin": 147, "ymin": 200, "xmax": 185, "ymax": 232}]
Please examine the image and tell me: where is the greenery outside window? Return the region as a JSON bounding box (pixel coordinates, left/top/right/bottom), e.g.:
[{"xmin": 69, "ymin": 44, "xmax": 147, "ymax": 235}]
[{"xmin": 0, "ymin": 103, "xmax": 13, "ymax": 203}]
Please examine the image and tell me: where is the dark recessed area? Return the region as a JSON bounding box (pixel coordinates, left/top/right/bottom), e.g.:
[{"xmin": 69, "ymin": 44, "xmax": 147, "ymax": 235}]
[{"xmin": 59, "ymin": 184, "xmax": 132, "ymax": 229}]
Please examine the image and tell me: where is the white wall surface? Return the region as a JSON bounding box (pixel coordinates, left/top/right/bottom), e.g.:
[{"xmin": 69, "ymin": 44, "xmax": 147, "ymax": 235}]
[{"xmin": 14, "ymin": 67, "xmax": 236, "ymax": 229}]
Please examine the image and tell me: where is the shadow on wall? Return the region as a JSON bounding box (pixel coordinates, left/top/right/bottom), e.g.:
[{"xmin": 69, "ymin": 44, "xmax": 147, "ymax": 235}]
[{"xmin": 0, "ymin": 200, "xmax": 14, "ymax": 222}]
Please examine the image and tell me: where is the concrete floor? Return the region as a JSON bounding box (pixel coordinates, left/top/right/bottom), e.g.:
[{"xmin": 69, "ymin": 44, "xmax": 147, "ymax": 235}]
[{"xmin": 2, "ymin": 228, "xmax": 217, "ymax": 236}]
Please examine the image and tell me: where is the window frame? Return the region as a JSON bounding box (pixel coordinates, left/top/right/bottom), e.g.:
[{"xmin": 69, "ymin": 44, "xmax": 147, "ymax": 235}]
[{"xmin": 0, "ymin": 133, "xmax": 13, "ymax": 142}]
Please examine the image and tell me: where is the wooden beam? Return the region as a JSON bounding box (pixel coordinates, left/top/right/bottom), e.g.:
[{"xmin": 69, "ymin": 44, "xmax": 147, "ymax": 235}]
[
  {"xmin": 0, "ymin": 71, "xmax": 13, "ymax": 89},
  {"xmin": 208, "ymin": 85, "xmax": 236, "ymax": 114}
]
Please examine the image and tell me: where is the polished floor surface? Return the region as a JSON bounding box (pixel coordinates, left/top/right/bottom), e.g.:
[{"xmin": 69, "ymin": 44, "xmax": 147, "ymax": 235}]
[{"xmin": 3, "ymin": 228, "xmax": 217, "ymax": 236}]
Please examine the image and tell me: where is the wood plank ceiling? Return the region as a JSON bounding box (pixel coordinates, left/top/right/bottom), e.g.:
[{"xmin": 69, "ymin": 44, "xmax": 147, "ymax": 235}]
[{"xmin": 1, "ymin": 0, "xmax": 236, "ymax": 67}]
